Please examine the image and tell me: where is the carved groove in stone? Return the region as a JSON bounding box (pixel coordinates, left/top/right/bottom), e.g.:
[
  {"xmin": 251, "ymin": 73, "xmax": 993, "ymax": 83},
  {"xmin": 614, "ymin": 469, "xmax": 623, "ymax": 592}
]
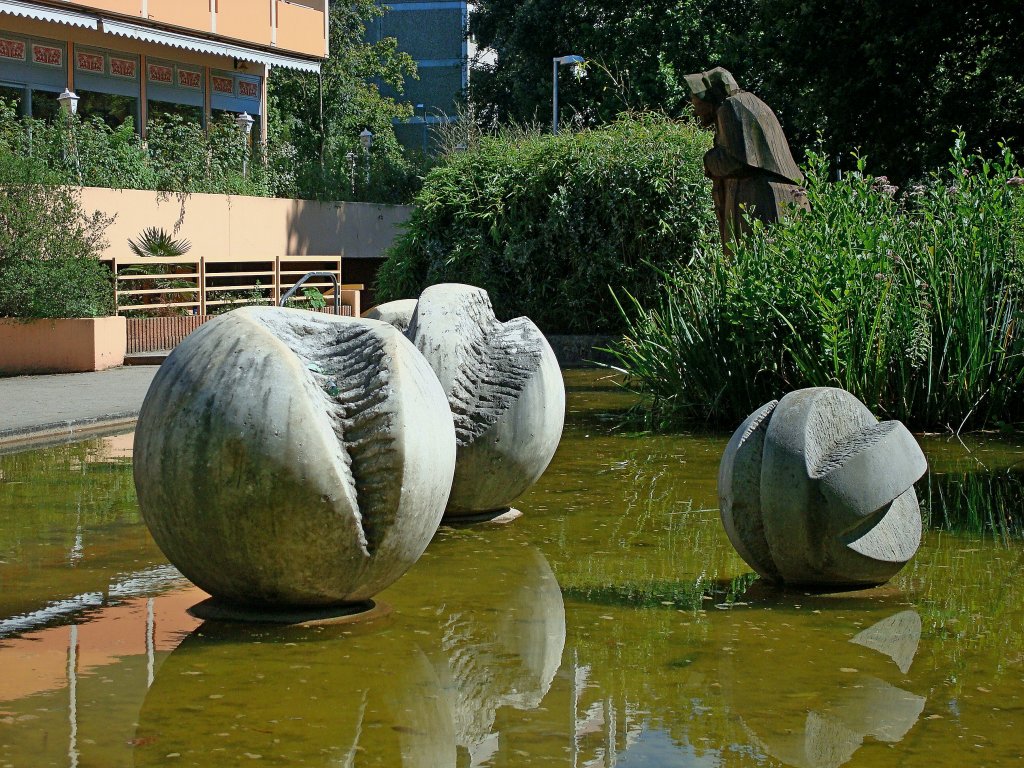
[
  {"xmin": 449, "ymin": 316, "xmax": 542, "ymax": 446},
  {"xmin": 254, "ymin": 316, "xmax": 400, "ymax": 556}
]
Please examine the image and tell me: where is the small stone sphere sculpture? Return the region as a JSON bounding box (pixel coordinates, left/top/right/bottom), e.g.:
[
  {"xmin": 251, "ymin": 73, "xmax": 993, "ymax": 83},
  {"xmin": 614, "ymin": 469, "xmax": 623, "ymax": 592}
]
[
  {"xmin": 396, "ymin": 284, "xmax": 565, "ymax": 518},
  {"xmin": 133, "ymin": 307, "xmax": 456, "ymax": 610},
  {"xmin": 718, "ymin": 387, "xmax": 927, "ymax": 588}
]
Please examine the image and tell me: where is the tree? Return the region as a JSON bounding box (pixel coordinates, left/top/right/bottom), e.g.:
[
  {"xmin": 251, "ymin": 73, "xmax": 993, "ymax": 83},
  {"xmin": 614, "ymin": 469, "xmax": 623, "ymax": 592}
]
[
  {"xmin": 468, "ymin": 0, "xmax": 749, "ymax": 127},
  {"xmin": 268, "ymin": 0, "xmax": 419, "ymax": 202},
  {"xmin": 747, "ymin": 0, "xmax": 1024, "ymax": 183},
  {"xmin": 469, "ymin": 0, "xmax": 1024, "ymax": 184}
]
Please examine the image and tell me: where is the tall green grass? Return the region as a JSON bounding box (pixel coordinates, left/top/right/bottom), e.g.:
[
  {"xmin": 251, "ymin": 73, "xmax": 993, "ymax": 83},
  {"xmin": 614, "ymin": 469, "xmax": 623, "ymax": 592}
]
[{"xmin": 607, "ymin": 137, "xmax": 1024, "ymax": 431}]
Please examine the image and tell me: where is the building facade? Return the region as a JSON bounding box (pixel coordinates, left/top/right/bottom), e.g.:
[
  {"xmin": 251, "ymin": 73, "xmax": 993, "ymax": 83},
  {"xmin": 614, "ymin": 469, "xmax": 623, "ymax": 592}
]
[
  {"xmin": 0, "ymin": 0, "xmax": 328, "ymax": 137},
  {"xmin": 369, "ymin": 0, "xmax": 468, "ymax": 152}
]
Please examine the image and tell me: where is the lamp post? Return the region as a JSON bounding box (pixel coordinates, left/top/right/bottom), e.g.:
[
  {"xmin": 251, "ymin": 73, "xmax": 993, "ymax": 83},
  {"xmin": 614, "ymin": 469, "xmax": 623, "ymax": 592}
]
[
  {"xmin": 359, "ymin": 128, "xmax": 374, "ymax": 188},
  {"xmin": 57, "ymin": 88, "xmax": 79, "ymax": 116},
  {"xmin": 57, "ymin": 88, "xmax": 81, "ymax": 183},
  {"xmin": 346, "ymin": 150, "xmax": 357, "ymax": 197},
  {"xmin": 235, "ymin": 111, "xmax": 255, "ymax": 177},
  {"xmin": 552, "ymin": 55, "xmax": 584, "ymax": 135},
  {"xmin": 416, "ymin": 103, "xmax": 428, "ymax": 155}
]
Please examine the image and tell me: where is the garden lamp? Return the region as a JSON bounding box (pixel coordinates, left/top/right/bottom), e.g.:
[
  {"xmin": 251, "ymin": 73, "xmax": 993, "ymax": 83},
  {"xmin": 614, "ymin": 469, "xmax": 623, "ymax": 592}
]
[
  {"xmin": 359, "ymin": 129, "xmax": 374, "ymax": 188},
  {"xmin": 416, "ymin": 104, "xmax": 430, "ymax": 154},
  {"xmin": 552, "ymin": 55, "xmax": 584, "ymax": 135},
  {"xmin": 57, "ymin": 88, "xmax": 79, "ymax": 115},
  {"xmin": 235, "ymin": 111, "xmax": 255, "ymax": 136},
  {"xmin": 346, "ymin": 150, "xmax": 357, "ymax": 196}
]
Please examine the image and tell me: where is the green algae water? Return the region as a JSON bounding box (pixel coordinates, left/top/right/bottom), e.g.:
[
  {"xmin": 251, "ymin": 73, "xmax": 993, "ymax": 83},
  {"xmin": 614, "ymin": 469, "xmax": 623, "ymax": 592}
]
[{"xmin": 1, "ymin": 371, "xmax": 1023, "ymax": 767}]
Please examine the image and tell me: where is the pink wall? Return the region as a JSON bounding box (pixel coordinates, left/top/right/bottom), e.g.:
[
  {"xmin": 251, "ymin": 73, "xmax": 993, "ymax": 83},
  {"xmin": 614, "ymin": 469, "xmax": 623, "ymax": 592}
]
[{"xmin": 79, "ymin": 188, "xmax": 411, "ymax": 262}]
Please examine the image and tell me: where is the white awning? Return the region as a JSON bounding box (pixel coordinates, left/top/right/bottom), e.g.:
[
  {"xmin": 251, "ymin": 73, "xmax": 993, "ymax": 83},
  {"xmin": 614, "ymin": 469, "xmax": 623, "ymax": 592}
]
[
  {"xmin": 101, "ymin": 19, "xmax": 320, "ymax": 73},
  {"xmin": 0, "ymin": 0, "xmax": 99, "ymax": 29}
]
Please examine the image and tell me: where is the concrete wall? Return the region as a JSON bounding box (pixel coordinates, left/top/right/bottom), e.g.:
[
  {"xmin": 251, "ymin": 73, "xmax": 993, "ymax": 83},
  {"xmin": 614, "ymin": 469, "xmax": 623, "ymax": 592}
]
[
  {"xmin": 79, "ymin": 187, "xmax": 412, "ymax": 261},
  {"xmin": 0, "ymin": 317, "xmax": 127, "ymax": 374}
]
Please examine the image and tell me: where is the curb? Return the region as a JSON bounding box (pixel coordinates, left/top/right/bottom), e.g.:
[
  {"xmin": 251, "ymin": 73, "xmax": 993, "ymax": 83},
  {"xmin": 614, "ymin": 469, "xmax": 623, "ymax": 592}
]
[{"xmin": 0, "ymin": 413, "xmax": 139, "ymax": 453}]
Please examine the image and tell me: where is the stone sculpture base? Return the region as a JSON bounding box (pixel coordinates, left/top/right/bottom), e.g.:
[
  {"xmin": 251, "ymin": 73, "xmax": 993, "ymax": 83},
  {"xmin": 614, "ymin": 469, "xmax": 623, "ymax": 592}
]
[{"xmin": 188, "ymin": 597, "xmax": 392, "ymax": 627}]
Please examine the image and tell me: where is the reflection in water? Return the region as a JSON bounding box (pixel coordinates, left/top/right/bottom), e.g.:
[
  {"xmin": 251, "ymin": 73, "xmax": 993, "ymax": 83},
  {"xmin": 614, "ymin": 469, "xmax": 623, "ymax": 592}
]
[
  {"xmin": 131, "ymin": 544, "xmax": 566, "ymax": 767},
  {"xmin": 134, "ymin": 621, "xmax": 456, "ymax": 767},
  {"xmin": 850, "ymin": 610, "xmax": 921, "ymax": 674},
  {"xmin": 732, "ymin": 610, "xmax": 925, "ymax": 768},
  {"xmin": 425, "ymin": 546, "xmax": 566, "ymax": 765},
  {"xmin": 3, "ymin": 381, "xmax": 1024, "ymax": 767},
  {"xmin": 922, "ymin": 469, "xmax": 1024, "ymax": 538}
]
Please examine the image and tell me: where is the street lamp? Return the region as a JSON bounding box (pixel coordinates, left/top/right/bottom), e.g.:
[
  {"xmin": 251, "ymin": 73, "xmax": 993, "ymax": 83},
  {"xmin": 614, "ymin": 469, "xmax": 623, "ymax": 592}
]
[
  {"xmin": 552, "ymin": 55, "xmax": 584, "ymax": 135},
  {"xmin": 346, "ymin": 150, "xmax": 357, "ymax": 196},
  {"xmin": 235, "ymin": 111, "xmax": 255, "ymax": 177},
  {"xmin": 57, "ymin": 89, "xmax": 81, "ymax": 182},
  {"xmin": 57, "ymin": 88, "xmax": 79, "ymax": 115},
  {"xmin": 359, "ymin": 128, "xmax": 374, "ymax": 187},
  {"xmin": 416, "ymin": 103, "xmax": 428, "ymax": 155}
]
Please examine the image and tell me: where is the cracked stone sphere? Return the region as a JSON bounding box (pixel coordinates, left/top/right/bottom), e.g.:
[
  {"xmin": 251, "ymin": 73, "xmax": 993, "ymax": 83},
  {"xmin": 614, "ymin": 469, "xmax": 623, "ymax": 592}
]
[
  {"xmin": 133, "ymin": 307, "xmax": 456, "ymax": 609},
  {"xmin": 401, "ymin": 284, "xmax": 565, "ymax": 517},
  {"xmin": 718, "ymin": 387, "xmax": 927, "ymax": 588}
]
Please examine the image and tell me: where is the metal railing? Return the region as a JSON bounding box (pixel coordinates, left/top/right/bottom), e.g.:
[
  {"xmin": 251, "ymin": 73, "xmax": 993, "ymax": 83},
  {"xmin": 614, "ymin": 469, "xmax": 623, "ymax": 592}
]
[{"xmin": 279, "ymin": 271, "xmax": 340, "ymax": 314}]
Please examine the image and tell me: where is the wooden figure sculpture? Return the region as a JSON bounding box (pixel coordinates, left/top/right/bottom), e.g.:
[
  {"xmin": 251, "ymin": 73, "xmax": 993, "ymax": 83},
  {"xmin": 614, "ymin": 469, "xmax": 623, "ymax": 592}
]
[{"xmin": 685, "ymin": 67, "xmax": 809, "ymax": 248}]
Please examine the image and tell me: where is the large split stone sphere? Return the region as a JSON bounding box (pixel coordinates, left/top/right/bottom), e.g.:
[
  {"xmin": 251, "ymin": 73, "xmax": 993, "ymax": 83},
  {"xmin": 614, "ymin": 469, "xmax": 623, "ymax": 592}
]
[
  {"xmin": 718, "ymin": 387, "xmax": 927, "ymax": 588},
  {"xmin": 133, "ymin": 307, "xmax": 456, "ymax": 609},
  {"xmin": 391, "ymin": 284, "xmax": 565, "ymax": 517}
]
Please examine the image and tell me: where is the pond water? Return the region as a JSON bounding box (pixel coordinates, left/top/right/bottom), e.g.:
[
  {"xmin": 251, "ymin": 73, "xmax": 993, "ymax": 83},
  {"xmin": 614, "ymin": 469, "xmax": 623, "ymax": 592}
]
[{"xmin": 1, "ymin": 371, "xmax": 1023, "ymax": 767}]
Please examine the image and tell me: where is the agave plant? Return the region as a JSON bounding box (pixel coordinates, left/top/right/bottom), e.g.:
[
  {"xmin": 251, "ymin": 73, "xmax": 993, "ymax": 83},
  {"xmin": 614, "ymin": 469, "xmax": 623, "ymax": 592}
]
[{"xmin": 128, "ymin": 227, "xmax": 192, "ymax": 258}]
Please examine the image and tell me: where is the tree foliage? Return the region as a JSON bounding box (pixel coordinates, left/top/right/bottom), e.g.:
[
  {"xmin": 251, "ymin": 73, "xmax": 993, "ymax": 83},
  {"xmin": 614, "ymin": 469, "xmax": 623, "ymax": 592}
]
[
  {"xmin": 268, "ymin": 0, "xmax": 423, "ymax": 202},
  {"xmin": 469, "ymin": 0, "xmax": 748, "ymax": 127},
  {"xmin": 469, "ymin": 1, "xmax": 1024, "ymax": 184},
  {"xmin": 0, "ymin": 131, "xmax": 114, "ymax": 319}
]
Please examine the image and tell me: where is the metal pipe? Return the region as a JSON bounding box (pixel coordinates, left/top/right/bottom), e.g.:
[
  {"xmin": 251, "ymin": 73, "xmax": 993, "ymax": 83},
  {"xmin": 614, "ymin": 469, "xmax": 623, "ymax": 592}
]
[{"xmin": 279, "ymin": 271, "xmax": 340, "ymax": 315}]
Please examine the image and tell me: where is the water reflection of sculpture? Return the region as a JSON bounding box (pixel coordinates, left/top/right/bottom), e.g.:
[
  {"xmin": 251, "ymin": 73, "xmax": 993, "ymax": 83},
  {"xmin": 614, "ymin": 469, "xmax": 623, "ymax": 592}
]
[
  {"xmin": 719, "ymin": 609, "xmax": 925, "ymax": 768},
  {"xmin": 133, "ymin": 624, "xmax": 457, "ymax": 767},
  {"xmin": 405, "ymin": 544, "xmax": 566, "ymax": 766}
]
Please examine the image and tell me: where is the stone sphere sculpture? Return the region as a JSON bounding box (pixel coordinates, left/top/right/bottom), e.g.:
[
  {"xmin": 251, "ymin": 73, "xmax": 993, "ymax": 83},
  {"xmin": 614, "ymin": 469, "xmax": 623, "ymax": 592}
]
[
  {"xmin": 402, "ymin": 284, "xmax": 565, "ymax": 517},
  {"xmin": 718, "ymin": 387, "xmax": 927, "ymax": 588},
  {"xmin": 133, "ymin": 307, "xmax": 456, "ymax": 610},
  {"xmin": 363, "ymin": 298, "xmax": 418, "ymax": 333}
]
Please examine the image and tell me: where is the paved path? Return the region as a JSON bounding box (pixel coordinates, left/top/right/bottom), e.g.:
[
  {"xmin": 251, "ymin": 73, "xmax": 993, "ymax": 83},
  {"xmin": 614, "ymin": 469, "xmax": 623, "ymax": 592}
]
[{"xmin": 0, "ymin": 366, "xmax": 158, "ymax": 449}]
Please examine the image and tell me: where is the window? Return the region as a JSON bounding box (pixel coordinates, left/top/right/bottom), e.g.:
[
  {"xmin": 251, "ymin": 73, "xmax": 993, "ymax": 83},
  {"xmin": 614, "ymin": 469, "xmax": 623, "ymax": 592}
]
[
  {"xmin": 148, "ymin": 99, "xmax": 203, "ymax": 125},
  {"xmin": 28, "ymin": 87, "xmax": 60, "ymax": 120},
  {"xmin": 0, "ymin": 83, "xmax": 24, "ymax": 113},
  {"xmin": 76, "ymin": 90, "xmax": 138, "ymax": 128}
]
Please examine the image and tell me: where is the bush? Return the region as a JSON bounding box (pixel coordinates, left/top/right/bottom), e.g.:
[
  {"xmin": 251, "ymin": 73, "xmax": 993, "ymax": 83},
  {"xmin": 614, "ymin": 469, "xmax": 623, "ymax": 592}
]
[
  {"xmin": 375, "ymin": 113, "xmax": 716, "ymax": 333},
  {"xmin": 607, "ymin": 136, "xmax": 1024, "ymax": 432},
  {"xmin": 0, "ymin": 100, "xmax": 294, "ymax": 197},
  {"xmin": 0, "ymin": 130, "xmax": 115, "ymax": 319}
]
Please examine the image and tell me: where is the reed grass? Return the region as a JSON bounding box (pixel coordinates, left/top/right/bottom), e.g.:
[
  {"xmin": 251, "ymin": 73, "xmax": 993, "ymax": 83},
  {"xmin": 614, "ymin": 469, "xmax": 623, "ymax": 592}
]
[{"xmin": 607, "ymin": 137, "xmax": 1024, "ymax": 432}]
